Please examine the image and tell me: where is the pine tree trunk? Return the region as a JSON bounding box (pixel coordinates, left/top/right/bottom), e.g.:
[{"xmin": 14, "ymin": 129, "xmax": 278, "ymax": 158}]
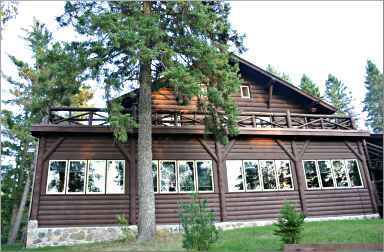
[
  {"xmin": 7, "ymin": 203, "xmax": 19, "ymax": 241},
  {"xmin": 137, "ymin": 1, "xmax": 156, "ymax": 241},
  {"xmin": 7, "ymin": 172, "xmax": 31, "ymax": 243}
]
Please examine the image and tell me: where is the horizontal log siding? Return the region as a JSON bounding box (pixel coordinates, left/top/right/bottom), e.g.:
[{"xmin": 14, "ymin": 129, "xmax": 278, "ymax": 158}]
[
  {"xmin": 300, "ymin": 140, "xmax": 374, "ymax": 216},
  {"xmin": 38, "ymin": 136, "xmax": 130, "ymax": 227}
]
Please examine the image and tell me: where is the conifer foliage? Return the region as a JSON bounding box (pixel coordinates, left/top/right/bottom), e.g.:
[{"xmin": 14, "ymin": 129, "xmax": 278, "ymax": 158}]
[
  {"xmin": 58, "ymin": 1, "xmax": 245, "ymax": 240},
  {"xmin": 363, "ymin": 60, "xmax": 384, "ymax": 133},
  {"xmin": 325, "ymin": 74, "xmax": 353, "ymax": 115},
  {"xmin": 300, "ymin": 74, "xmax": 321, "ymax": 98}
]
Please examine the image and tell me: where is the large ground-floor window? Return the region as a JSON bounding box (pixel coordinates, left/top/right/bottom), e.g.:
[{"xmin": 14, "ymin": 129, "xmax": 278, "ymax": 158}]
[
  {"xmin": 302, "ymin": 159, "xmax": 363, "ymax": 190},
  {"xmin": 152, "ymin": 160, "xmax": 214, "ymax": 193},
  {"xmin": 226, "ymin": 160, "xmax": 294, "ymax": 192},
  {"xmin": 46, "ymin": 160, "xmax": 125, "ymax": 194}
]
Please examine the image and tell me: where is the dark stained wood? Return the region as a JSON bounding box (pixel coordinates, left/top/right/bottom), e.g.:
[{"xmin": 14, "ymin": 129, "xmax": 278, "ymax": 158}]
[
  {"xmin": 115, "ymin": 142, "xmax": 133, "ymax": 162},
  {"xmin": 42, "ymin": 137, "xmax": 65, "ymax": 162},
  {"xmin": 129, "ymin": 137, "xmax": 137, "ymax": 225},
  {"xmin": 215, "ymin": 142, "xmax": 226, "ymax": 221},
  {"xmin": 197, "ymin": 138, "xmax": 218, "ymax": 162},
  {"xmin": 267, "ymin": 81, "xmax": 274, "ymax": 109},
  {"xmin": 30, "ymin": 137, "xmax": 45, "ymax": 220}
]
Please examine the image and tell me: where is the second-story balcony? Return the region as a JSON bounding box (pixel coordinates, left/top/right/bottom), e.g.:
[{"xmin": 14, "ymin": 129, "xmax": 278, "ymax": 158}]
[{"xmin": 45, "ymin": 107, "xmax": 356, "ymax": 131}]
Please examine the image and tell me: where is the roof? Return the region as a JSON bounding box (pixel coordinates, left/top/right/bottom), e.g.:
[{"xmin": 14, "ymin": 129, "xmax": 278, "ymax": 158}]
[{"xmin": 112, "ymin": 55, "xmax": 337, "ymax": 113}]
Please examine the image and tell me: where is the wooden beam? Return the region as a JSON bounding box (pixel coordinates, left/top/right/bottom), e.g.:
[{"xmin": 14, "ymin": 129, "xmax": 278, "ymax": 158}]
[
  {"xmin": 223, "ymin": 139, "xmax": 236, "ymax": 160},
  {"xmin": 344, "ymin": 141, "xmax": 363, "ymax": 161},
  {"xmin": 115, "ymin": 142, "xmax": 132, "ymax": 162},
  {"xmin": 215, "ymin": 142, "xmax": 227, "ymax": 221},
  {"xmin": 297, "ymin": 140, "xmax": 310, "ymax": 159},
  {"xmin": 268, "ymin": 81, "xmax": 274, "ymax": 109},
  {"xmin": 275, "ymin": 139, "xmax": 296, "ymax": 161},
  {"xmin": 42, "ymin": 137, "xmax": 65, "ymax": 162},
  {"xmin": 30, "ymin": 137, "xmax": 46, "ymax": 220},
  {"xmin": 291, "ymin": 140, "xmax": 308, "ymax": 216},
  {"xmin": 198, "ymin": 138, "xmax": 218, "ymax": 162},
  {"xmin": 128, "ymin": 138, "xmax": 137, "ymax": 225}
]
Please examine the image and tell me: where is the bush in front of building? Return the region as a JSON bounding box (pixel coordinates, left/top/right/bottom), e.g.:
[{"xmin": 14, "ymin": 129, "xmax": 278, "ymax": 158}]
[
  {"xmin": 273, "ymin": 201, "xmax": 305, "ymax": 245},
  {"xmin": 116, "ymin": 214, "xmax": 135, "ymax": 241},
  {"xmin": 179, "ymin": 193, "xmax": 219, "ymax": 251}
]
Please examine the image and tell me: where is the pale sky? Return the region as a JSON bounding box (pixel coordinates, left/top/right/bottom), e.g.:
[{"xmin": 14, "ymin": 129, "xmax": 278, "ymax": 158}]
[{"xmin": 1, "ymin": 1, "xmax": 383, "ymax": 129}]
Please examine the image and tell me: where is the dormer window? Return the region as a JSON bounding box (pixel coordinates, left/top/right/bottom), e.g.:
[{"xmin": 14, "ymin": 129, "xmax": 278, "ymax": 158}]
[{"xmin": 240, "ymin": 85, "xmax": 250, "ymax": 99}]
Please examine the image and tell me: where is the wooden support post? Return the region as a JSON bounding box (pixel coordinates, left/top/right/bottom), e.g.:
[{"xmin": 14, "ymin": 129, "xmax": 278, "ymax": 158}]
[
  {"xmin": 88, "ymin": 112, "xmax": 93, "ymax": 126},
  {"xmin": 252, "ymin": 114, "xmax": 256, "ymax": 128},
  {"xmin": 268, "ymin": 82, "xmax": 274, "ymax": 109},
  {"xmin": 286, "ymin": 110, "xmax": 292, "ymax": 128},
  {"xmin": 215, "ymin": 142, "xmax": 226, "ymax": 221},
  {"xmin": 129, "ymin": 138, "xmax": 137, "ymax": 225}
]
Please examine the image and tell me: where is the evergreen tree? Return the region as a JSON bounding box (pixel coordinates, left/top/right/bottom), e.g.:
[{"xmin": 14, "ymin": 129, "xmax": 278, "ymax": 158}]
[
  {"xmin": 1, "ymin": 20, "xmax": 90, "ymax": 243},
  {"xmin": 299, "ymin": 74, "xmax": 321, "ymax": 98},
  {"xmin": 325, "ymin": 74, "xmax": 353, "ymax": 115},
  {"xmin": 58, "ymin": 1, "xmax": 245, "ymax": 240},
  {"xmin": 363, "ymin": 60, "xmax": 384, "ymax": 132},
  {"xmin": 266, "ymin": 64, "xmax": 292, "ymax": 83}
]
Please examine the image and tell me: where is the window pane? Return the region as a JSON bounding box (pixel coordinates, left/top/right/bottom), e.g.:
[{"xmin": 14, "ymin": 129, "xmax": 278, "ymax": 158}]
[
  {"xmin": 160, "ymin": 161, "xmax": 177, "ymax": 192},
  {"xmin": 106, "ymin": 160, "xmax": 125, "ymax": 193},
  {"xmin": 87, "ymin": 160, "xmax": 106, "ymax": 193},
  {"xmin": 332, "ymin": 160, "xmax": 349, "ymax": 187},
  {"xmin": 243, "ymin": 160, "xmax": 261, "ymax": 191},
  {"xmin": 346, "ymin": 160, "xmax": 363, "ymax": 187},
  {"xmin": 47, "ymin": 161, "xmax": 67, "ymax": 193},
  {"xmin": 303, "ymin": 161, "xmax": 320, "ymax": 189},
  {"xmin": 197, "ymin": 161, "xmax": 213, "ymax": 192},
  {"xmin": 275, "ymin": 160, "xmax": 293, "ymax": 190},
  {"xmin": 226, "ymin": 160, "xmax": 244, "ymax": 192},
  {"xmin": 260, "ymin": 160, "xmax": 277, "ymax": 190},
  {"xmin": 318, "ymin": 160, "xmax": 334, "ymax": 188},
  {"xmin": 178, "ymin": 161, "xmax": 195, "ymax": 192},
  {"xmin": 67, "ymin": 161, "xmax": 86, "ymax": 193},
  {"xmin": 152, "ymin": 160, "xmax": 158, "ymax": 193}
]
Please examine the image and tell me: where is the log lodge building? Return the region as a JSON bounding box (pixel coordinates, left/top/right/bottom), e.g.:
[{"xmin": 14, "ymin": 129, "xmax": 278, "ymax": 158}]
[{"xmin": 26, "ymin": 57, "xmax": 380, "ymax": 247}]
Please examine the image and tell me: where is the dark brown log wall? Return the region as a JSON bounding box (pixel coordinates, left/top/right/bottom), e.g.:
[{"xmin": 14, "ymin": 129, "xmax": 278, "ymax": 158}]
[{"xmin": 31, "ymin": 135, "xmax": 376, "ymax": 227}]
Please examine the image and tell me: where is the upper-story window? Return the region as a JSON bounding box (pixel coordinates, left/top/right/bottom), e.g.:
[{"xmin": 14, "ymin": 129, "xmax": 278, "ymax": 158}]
[{"xmin": 240, "ymin": 85, "xmax": 251, "ymax": 98}]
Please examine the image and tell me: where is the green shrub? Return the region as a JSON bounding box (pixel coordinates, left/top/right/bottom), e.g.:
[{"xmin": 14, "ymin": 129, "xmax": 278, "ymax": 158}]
[
  {"xmin": 273, "ymin": 201, "xmax": 305, "ymax": 244},
  {"xmin": 179, "ymin": 193, "xmax": 219, "ymax": 251},
  {"xmin": 116, "ymin": 214, "xmax": 135, "ymax": 241}
]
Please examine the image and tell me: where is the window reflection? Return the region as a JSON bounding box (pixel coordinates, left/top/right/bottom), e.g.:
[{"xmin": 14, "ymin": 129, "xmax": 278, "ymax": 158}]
[
  {"xmin": 106, "ymin": 160, "xmax": 125, "ymax": 193},
  {"xmin": 275, "ymin": 160, "xmax": 293, "ymax": 190},
  {"xmin": 178, "ymin": 161, "xmax": 195, "ymax": 192},
  {"xmin": 332, "ymin": 160, "xmax": 349, "ymax": 187},
  {"xmin": 303, "ymin": 160, "xmax": 320, "ymax": 189},
  {"xmin": 243, "ymin": 160, "xmax": 261, "ymax": 191},
  {"xmin": 87, "ymin": 160, "xmax": 106, "ymax": 193},
  {"xmin": 67, "ymin": 161, "xmax": 86, "ymax": 193},
  {"xmin": 152, "ymin": 160, "xmax": 158, "ymax": 193},
  {"xmin": 318, "ymin": 160, "xmax": 334, "ymax": 188},
  {"xmin": 346, "ymin": 160, "xmax": 363, "ymax": 187},
  {"xmin": 160, "ymin": 161, "xmax": 177, "ymax": 192},
  {"xmin": 47, "ymin": 161, "xmax": 67, "ymax": 193},
  {"xmin": 226, "ymin": 160, "xmax": 244, "ymax": 192},
  {"xmin": 197, "ymin": 161, "xmax": 213, "ymax": 192},
  {"xmin": 260, "ymin": 160, "xmax": 277, "ymax": 190}
]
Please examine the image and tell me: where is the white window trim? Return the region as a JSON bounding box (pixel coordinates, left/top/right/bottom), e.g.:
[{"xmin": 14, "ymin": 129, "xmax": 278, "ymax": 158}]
[
  {"xmin": 106, "ymin": 160, "xmax": 125, "ymax": 194},
  {"xmin": 177, "ymin": 160, "xmax": 196, "ymax": 193},
  {"xmin": 302, "ymin": 160, "xmax": 322, "ymax": 190},
  {"xmin": 86, "ymin": 160, "xmax": 107, "ymax": 194},
  {"xmin": 240, "ymin": 85, "xmax": 251, "ymax": 99},
  {"xmin": 159, "ymin": 160, "xmax": 178, "ymax": 194},
  {"xmin": 344, "ymin": 159, "xmax": 364, "ymax": 188},
  {"xmin": 66, "ymin": 160, "xmax": 87, "ymax": 194},
  {"xmin": 242, "ymin": 160, "xmax": 263, "ymax": 192},
  {"xmin": 331, "ymin": 159, "xmax": 350, "ymax": 188},
  {"xmin": 226, "ymin": 160, "xmax": 245, "ymax": 192},
  {"xmin": 316, "ymin": 160, "xmax": 336, "ymax": 190},
  {"xmin": 275, "ymin": 160, "xmax": 295, "ymax": 191},
  {"xmin": 259, "ymin": 160, "xmax": 279, "ymax": 192},
  {"xmin": 152, "ymin": 160, "xmax": 159, "ymax": 194},
  {"xmin": 46, "ymin": 160, "xmax": 68, "ymax": 195},
  {"xmin": 196, "ymin": 160, "xmax": 215, "ymax": 193}
]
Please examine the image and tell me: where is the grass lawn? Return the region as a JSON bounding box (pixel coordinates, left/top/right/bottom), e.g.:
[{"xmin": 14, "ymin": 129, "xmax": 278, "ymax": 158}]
[{"xmin": 2, "ymin": 219, "xmax": 383, "ymax": 252}]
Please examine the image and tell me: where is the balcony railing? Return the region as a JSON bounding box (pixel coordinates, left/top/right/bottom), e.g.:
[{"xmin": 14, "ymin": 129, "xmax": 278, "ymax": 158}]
[{"xmin": 46, "ymin": 107, "xmax": 356, "ymax": 130}]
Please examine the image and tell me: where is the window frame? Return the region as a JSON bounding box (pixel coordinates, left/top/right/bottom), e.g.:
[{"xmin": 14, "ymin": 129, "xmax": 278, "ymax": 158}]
[
  {"xmin": 86, "ymin": 160, "xmax": 107, "ymax": 195},
  {"xmin": 242, "ymin": 160, "xmax": 263, "ymax": 192},
  {"xmin": 195, "ymin": 160, "xmax": 215, "ymax": 193},
  {"xmin": 226, "ymin": 160, "xmax": 245, "ymax": 192},
  {"xmin": 344, "ymin": 159, "xmax": 364, "ymax": 188},
  {"xmin": 106, "ymin": 160, "xmax": 126, "ymax": 194},
  {"xmin": 177, "ymin": 160, "xmax": 196, "ymax": 193},
  {"xmin": 302, "ymin": 160, "xmax": 322, "ymax": 190},
  {"xmin": 66, "ymin": 160, "xmax": 88, "ymax": 195},
  {"xmin": 152, "ymin": 160, "xmax": 159, "ymax": 194},
  {"xmin": 316, "ymin": 160, "xmax": 336, "ymax": 190},
  {"xmin": 159, "ymin": 160, "xmax": 178, "ymax": 194},
  {"xmin": 259, "ymin": 160, "xmax": 279, "ymax": 192},
  {"xmin": 275, "ymin": 160, "xmax": 295, "ymax": 191},
  {"xmin": 46, "ymin": 160, "xmax": 68, "ymax": 195},
  {"xmin": 331, "ymin": 159, "xmax": 350, "ymax": 188},
  {"xmin": 240, "ymin": 85, "xmax": 251, "ymax": 99}
]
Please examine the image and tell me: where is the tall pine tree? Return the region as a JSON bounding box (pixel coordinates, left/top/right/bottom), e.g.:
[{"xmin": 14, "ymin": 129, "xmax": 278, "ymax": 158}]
[
  {"xmin": 266, "ymin": 64, "xmax": 291, "ymax": 83},
  {"xmin": 58, "ymin": 1, "xmax": 245, "ymax": 240},
  {"xmin": 325, "ymin": 74, "xmax": 353, "ymax": 115},
  {"xmin": 299, "ymin": 74, "xmax": 321, "ymax": 98},
  {"xmin": 1, "ymin": 20, "xmax": 90, "ymax": 243},
  {"xmin": 363, "ymin": 60, "xmax": 384, "ymax": 133}
]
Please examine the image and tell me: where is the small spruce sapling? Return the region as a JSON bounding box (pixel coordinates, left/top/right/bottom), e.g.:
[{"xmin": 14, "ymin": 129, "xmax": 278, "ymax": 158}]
[
  {"xmin": 179, "ymin": 193, "xmax": 219, "ymax": 251},
  {"xmin": 116, "ymin": 214, "xmax": 135, "ymax": 241},
  {"xmin": 273, "ymin": 201, "xmax": 305, "ymax": 244}
]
